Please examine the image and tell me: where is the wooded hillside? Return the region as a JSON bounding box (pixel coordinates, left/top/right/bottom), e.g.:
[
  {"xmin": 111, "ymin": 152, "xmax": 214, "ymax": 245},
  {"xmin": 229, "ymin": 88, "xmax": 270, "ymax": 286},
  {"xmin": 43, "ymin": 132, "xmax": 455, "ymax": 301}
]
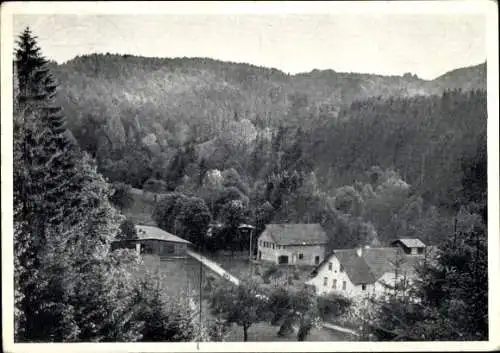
[{"xmin": 47, "ymin": 55, "xmax": 486, "ymax": 249}]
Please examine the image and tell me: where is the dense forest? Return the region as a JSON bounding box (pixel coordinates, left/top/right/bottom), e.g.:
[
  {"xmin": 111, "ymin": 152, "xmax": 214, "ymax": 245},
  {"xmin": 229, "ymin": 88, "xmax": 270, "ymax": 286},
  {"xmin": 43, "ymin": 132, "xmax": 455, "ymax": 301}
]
[
  {"xmin": 45, "ymin": 53, "xmax": 486, "ymax": 251},
  {"xmin": 13, "ymin": 27, "xmax": 488, "ymax": 342}
]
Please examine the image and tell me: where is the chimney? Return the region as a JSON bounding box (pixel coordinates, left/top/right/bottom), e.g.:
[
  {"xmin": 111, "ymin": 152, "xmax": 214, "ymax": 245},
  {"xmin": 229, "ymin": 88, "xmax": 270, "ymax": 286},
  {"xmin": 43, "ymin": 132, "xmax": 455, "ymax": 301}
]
[{"xmin": 356, "ymin": 247, "xmax": 363, "ymax": 257}]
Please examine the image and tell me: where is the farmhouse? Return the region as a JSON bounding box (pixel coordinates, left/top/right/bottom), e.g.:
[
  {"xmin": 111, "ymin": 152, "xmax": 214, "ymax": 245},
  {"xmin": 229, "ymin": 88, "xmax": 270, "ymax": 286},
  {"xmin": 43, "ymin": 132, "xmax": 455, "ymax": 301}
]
[
  {"xmin": 111, "ymin": 225, "xmax": 191, "ymax": 258},
  {"xmin": 257, "ymin": 223, "xmax": 328, "ymax": 266},
  {"xmin": 306, "ymin": 238, "xmax": 431, "ymax": 298}
]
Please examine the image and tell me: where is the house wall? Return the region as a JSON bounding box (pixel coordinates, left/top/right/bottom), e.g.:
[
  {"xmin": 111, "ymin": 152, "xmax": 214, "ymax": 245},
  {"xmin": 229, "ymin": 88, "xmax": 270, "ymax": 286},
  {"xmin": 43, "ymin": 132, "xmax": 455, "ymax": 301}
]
[
  {"xmin": 111, "ymin": 240, "xmax": 136, "ymax": 252},
  {"xmin": 257, "ymin": 233, "xmax": 326, "ymax": 265},
  {"xmin": 282, "ymin": 244, "xmax": 326, "ymax": 266},
  {"xmin": 257, "ymin": 232, "xmax": 277, "ymax": 262},
  {"xmin": 112, "ymin": 239, "xmax": 188, "ymax": 257},
  {"xmin": 307, "ymin": 255, "xmax": 376, "ymax": 297},
  {"xmin": 374, "ymin": 272, "xmax": 396, "ymax": 295},
  {"xmin": 374, "ymin": 270, "xmax": 416, "ymax": 298}
]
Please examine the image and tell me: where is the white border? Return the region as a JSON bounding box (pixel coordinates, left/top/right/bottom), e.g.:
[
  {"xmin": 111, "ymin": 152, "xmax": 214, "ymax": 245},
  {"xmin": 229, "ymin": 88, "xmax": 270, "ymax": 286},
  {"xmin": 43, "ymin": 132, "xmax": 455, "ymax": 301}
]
[{"xmin": 1, "ymin": 1, "xmax": 499, "ymax": 352}]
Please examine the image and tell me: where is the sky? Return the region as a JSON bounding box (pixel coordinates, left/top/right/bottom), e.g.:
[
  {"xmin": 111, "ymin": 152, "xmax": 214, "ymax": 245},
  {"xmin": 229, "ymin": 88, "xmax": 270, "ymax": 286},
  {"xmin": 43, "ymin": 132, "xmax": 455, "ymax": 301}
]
[{"xmin": 12, "ymin": 13, "xmax": 486, "ymax": 80}]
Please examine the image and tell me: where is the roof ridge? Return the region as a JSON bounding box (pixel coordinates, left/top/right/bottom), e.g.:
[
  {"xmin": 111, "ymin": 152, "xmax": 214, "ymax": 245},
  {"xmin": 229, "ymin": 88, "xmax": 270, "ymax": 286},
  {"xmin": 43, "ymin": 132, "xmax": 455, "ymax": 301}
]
[
  {"xmin": 333, "ymin": 246, "xmax": 397, "ymax": 252},
  {"xmin": 267, "ymin": 223, "xmax": 322, "ymax": 226}
]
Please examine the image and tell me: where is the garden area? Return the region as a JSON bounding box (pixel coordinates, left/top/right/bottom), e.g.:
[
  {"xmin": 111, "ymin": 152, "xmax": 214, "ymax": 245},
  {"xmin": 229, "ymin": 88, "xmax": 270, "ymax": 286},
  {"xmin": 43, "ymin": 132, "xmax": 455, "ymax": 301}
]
[
  {"xmin": 208, "ymin": 253, "xmax": 316, "ymax": 292},
  {"xmin": 131, "ymin": 252, "xmax": 356, "ymax": 342}
]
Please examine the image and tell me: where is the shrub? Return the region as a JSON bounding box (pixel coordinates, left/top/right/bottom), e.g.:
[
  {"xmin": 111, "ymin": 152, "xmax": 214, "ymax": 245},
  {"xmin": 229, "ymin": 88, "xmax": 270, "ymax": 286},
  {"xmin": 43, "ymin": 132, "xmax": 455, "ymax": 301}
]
[
  {"xmin": 117, "ymin": 218, "xmax": 138, "ymax": 240},
  {"xmin": 109, "ymin": 182, "xmax": 134, "ymax": 210},
  {"xmin": 317, "ymin": 293, "xmax": 352, "ymax": 320},
  {"xmin": 262, "ymin": 264, "xmax": 278, "ymax": 280}
]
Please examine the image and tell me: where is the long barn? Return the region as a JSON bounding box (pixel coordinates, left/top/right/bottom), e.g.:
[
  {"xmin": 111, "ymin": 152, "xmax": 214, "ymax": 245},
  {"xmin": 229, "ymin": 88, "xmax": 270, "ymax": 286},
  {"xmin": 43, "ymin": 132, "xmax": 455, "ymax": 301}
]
[{"xmin": 112, "ymin": 225, "xmax": 191, "ymax": 258}]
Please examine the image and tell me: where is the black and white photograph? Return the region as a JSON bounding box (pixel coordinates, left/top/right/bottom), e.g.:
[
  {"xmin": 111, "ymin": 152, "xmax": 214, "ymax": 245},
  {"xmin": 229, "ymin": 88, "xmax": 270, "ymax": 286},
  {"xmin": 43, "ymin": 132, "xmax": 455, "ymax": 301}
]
[{"xmin": 1, "ymin": 1, "xmax": 499, "ymax": 352}]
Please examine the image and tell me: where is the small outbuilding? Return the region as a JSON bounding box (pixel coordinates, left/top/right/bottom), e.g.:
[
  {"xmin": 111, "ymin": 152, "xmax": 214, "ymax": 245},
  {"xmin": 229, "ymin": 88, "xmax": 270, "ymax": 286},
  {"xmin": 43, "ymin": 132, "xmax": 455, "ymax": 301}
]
[
  {"xmin": 111, "ymin": 225, "xmax": 191, "ymax": 258},
  {"xmin": 390, "ymin": 238, "xmax": 426, "ymax": 255},
  {"xmin": 257, "ymin": 223, "xmax": 328, "ymax": 266}
]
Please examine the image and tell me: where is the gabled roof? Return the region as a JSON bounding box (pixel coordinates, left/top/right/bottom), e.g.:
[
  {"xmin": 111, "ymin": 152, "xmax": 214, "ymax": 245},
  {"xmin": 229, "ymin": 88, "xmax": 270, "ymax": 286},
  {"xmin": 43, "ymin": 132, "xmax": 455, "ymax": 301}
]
[
  {"xmin": 334, "ymin": 249, "xmax": 376, "ymax": 284},
  {"xmin": 392, "ymin": 238, "xmax": 426, "ymax": 248},
  {"xmin": 261, "ymin": 223, "xmax": 328, "ymax": 246},
  {"xmin": 135, "ymin": 225, "xmax": 191, "ymax": 244},
  {"xmin": 316, "ymin": 246, "xmax": 426, "ymax": 285}
]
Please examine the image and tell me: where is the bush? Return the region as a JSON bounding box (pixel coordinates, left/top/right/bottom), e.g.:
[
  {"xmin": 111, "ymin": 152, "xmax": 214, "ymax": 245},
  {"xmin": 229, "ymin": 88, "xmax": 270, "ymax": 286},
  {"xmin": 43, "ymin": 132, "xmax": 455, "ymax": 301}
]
[
  {"xmin": 118, "ymin": 218, "xmax": 138, "ymax": 240},
  {"xmin": 317, "ymin": 293, "xmax": 352, "ymax": 320},
  {"xmin": 132, "ymin": 280, "xmax": 198, "ymax": 342},
  {"xmin": 109, "ymin": 182, "xmax": 134, "ymax": 210},
  {"xmin": 262, "ymin": 264, "xmax": 278, "ymax": 280}
]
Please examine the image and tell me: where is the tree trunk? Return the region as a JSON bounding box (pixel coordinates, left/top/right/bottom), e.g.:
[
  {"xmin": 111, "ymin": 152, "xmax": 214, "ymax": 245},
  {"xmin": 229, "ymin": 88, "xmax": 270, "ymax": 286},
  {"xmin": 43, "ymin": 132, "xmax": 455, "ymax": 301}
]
[
  {"xmin": 278, "ymin": 316, "xmax": 295, "ymax": 337},
  {"xmin": 243, "ymin": 325, "xmax": 249, "ymax": 342},
  {"xmin": 297, "ymin": 321, "xmax": 311, "ymax": 341}
]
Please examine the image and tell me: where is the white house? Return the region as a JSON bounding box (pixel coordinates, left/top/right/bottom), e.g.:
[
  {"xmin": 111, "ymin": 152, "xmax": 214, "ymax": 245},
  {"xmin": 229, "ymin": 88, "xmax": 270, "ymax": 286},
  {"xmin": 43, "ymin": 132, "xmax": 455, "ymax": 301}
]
[
  {"xmin": 257, "ymin": 223, "xmax": 328, "ymax": 266},
  {"xmin": 306, "ymin": 238, "xmax": 433, "ymax": 299}
]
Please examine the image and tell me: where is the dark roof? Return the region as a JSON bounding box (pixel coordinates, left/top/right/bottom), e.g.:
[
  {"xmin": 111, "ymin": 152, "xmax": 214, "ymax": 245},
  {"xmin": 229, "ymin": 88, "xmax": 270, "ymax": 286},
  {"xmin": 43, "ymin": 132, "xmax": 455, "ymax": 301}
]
[
  {"xmin": 319, "ymin": 246, "xmax": 426, "ymax": 285},
  {"xmin": 335, "ymin": 249, "xmax": 376, "ymax": 284},
  {"xmin": 135, "ymin": 225, "xmax": 191, "ymax": 244},
  {"xmin": 261, "ymin": 223, "xmax": 328, "ymax": 246},
  {"xmin": 391, "ymin": 238, "xmax": 426, "ymax": 248}
]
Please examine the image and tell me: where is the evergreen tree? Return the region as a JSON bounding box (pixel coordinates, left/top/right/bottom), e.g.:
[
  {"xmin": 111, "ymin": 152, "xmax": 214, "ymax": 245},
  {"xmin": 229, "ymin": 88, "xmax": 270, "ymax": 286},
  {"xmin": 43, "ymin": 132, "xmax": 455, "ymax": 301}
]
[
  {"xmin": 13, "ymin": 28, "xmax": 85, "ymax": 340},
  {"xmin": 368, "ymin": 203, "xmax": 488, "ymax": 341},
  {"xmin": 13, "ymin": 28, "xmax": 189, "ymax": 343},
  {"xmin": 15, "ymin": 27, "xmax": 68, "ymax": 148}
]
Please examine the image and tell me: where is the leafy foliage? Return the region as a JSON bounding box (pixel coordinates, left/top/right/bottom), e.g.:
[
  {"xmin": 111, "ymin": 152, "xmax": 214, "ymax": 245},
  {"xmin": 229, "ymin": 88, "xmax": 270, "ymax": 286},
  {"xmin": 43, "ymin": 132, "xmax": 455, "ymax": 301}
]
[
  {"xmin": 13, "ymin": 27, "xmax": 199, "ymax": 343},
  {"xmin": 268, "ymin": 287, "xmax": 322, "ymax": 341},
  {"xmin": 109, "ymin": 182, "xmax": 134, "ymax": 211},
  {"xmin": 209, "ymin": 279, "xmax": 271, "ymax": 341},
  {"xmin": 366, "ymin": 202, "xmax": 487, "ymax": 341},
  {"xmin": 117, "ymin": 218, "xmax": 138, "ymax": 240},
  {"xmin": 153, "ymin": 192, "xmax": 211, "ymax": 247}
]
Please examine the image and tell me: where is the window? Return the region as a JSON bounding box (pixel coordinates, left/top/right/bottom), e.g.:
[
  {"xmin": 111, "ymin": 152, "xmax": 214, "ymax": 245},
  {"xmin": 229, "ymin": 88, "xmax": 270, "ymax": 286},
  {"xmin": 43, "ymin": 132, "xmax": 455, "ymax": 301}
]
[
  {"xmin": 361, "ymin": 284, "xmax": 367, "ymax": 291},
  {"xmin": 298, "ymin": 253, "xmax": 304, "ymax": 260},
  {"xmin": 342, "ymin": 281, "xmax": 346, "ymax": 290},
  {"xmin": 417, "ymin": 248, "xmax": 424, "ymax": 254},
  {"xmin": 340, "ymin": 265, "xmax": 344, "ymax": 272},
  {"xmin": 323, "ymin": 277, "xmax": 328, "ymax": 286},
  {"xmin": 332, "ymin": 279, "xmax": 337, "ymax": 288},
  {"xmin": 328, "ymin": 262, "xmax": 333, "ymax": 271},
  {"xmin": 166, "ymin": 244, "xmax": 175, "ymax": 254},
  {"xmin": 272, "ymin": 243, "xmax": 275, "ymax": 249}
]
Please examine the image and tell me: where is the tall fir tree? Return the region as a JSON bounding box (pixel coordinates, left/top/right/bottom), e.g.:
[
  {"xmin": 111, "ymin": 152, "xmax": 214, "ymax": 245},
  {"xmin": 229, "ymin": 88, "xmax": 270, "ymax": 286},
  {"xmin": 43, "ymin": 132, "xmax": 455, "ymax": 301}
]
[
  {"xmin": 15, "ymin": 27, "xmax": 68, "ymax": 143},
  {"xmin": 14, "ymin": 28, "xmax": 134, "ymax": 342},
  {"xmin": 13, "ymin": 28, "xmax": 84, "ymax": 340},
  {"xmin": 13, "ymin": 28, "xmax": 199, "ymax": 343}
]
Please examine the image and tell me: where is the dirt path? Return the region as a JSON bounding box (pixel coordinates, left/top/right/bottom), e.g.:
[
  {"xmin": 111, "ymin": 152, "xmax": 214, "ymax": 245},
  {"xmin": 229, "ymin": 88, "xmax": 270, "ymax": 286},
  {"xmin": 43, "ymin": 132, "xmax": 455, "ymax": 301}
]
[{"xmin": 186, "ymin": 249, "xmax": 241, "ymax": 285}]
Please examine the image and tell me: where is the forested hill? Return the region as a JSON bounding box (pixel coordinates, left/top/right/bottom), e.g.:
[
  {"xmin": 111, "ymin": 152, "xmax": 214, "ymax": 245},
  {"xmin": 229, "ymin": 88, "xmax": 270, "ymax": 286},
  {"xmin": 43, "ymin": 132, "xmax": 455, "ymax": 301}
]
[
  {"xmin": 49, "ymin": 54, "xmax": 486, "ymax": 168},
  {"xmin": 51, "ymin": 56, "xmax": 486, "ymax": 137},
  {"xmin": 48, "ymin": 55, "xmax": 487, "ymax": 248},
  {"xmin": 52, "ymin": 56, "xmax": 486, "ymax": 128}
]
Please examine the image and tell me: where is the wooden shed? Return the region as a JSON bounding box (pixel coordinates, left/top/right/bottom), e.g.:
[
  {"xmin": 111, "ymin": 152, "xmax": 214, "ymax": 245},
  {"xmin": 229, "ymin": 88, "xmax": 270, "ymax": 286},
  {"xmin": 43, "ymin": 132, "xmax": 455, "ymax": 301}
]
[{"xmin": 112, "ymin": 225, "xmax": 191, "ymax": 258}]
